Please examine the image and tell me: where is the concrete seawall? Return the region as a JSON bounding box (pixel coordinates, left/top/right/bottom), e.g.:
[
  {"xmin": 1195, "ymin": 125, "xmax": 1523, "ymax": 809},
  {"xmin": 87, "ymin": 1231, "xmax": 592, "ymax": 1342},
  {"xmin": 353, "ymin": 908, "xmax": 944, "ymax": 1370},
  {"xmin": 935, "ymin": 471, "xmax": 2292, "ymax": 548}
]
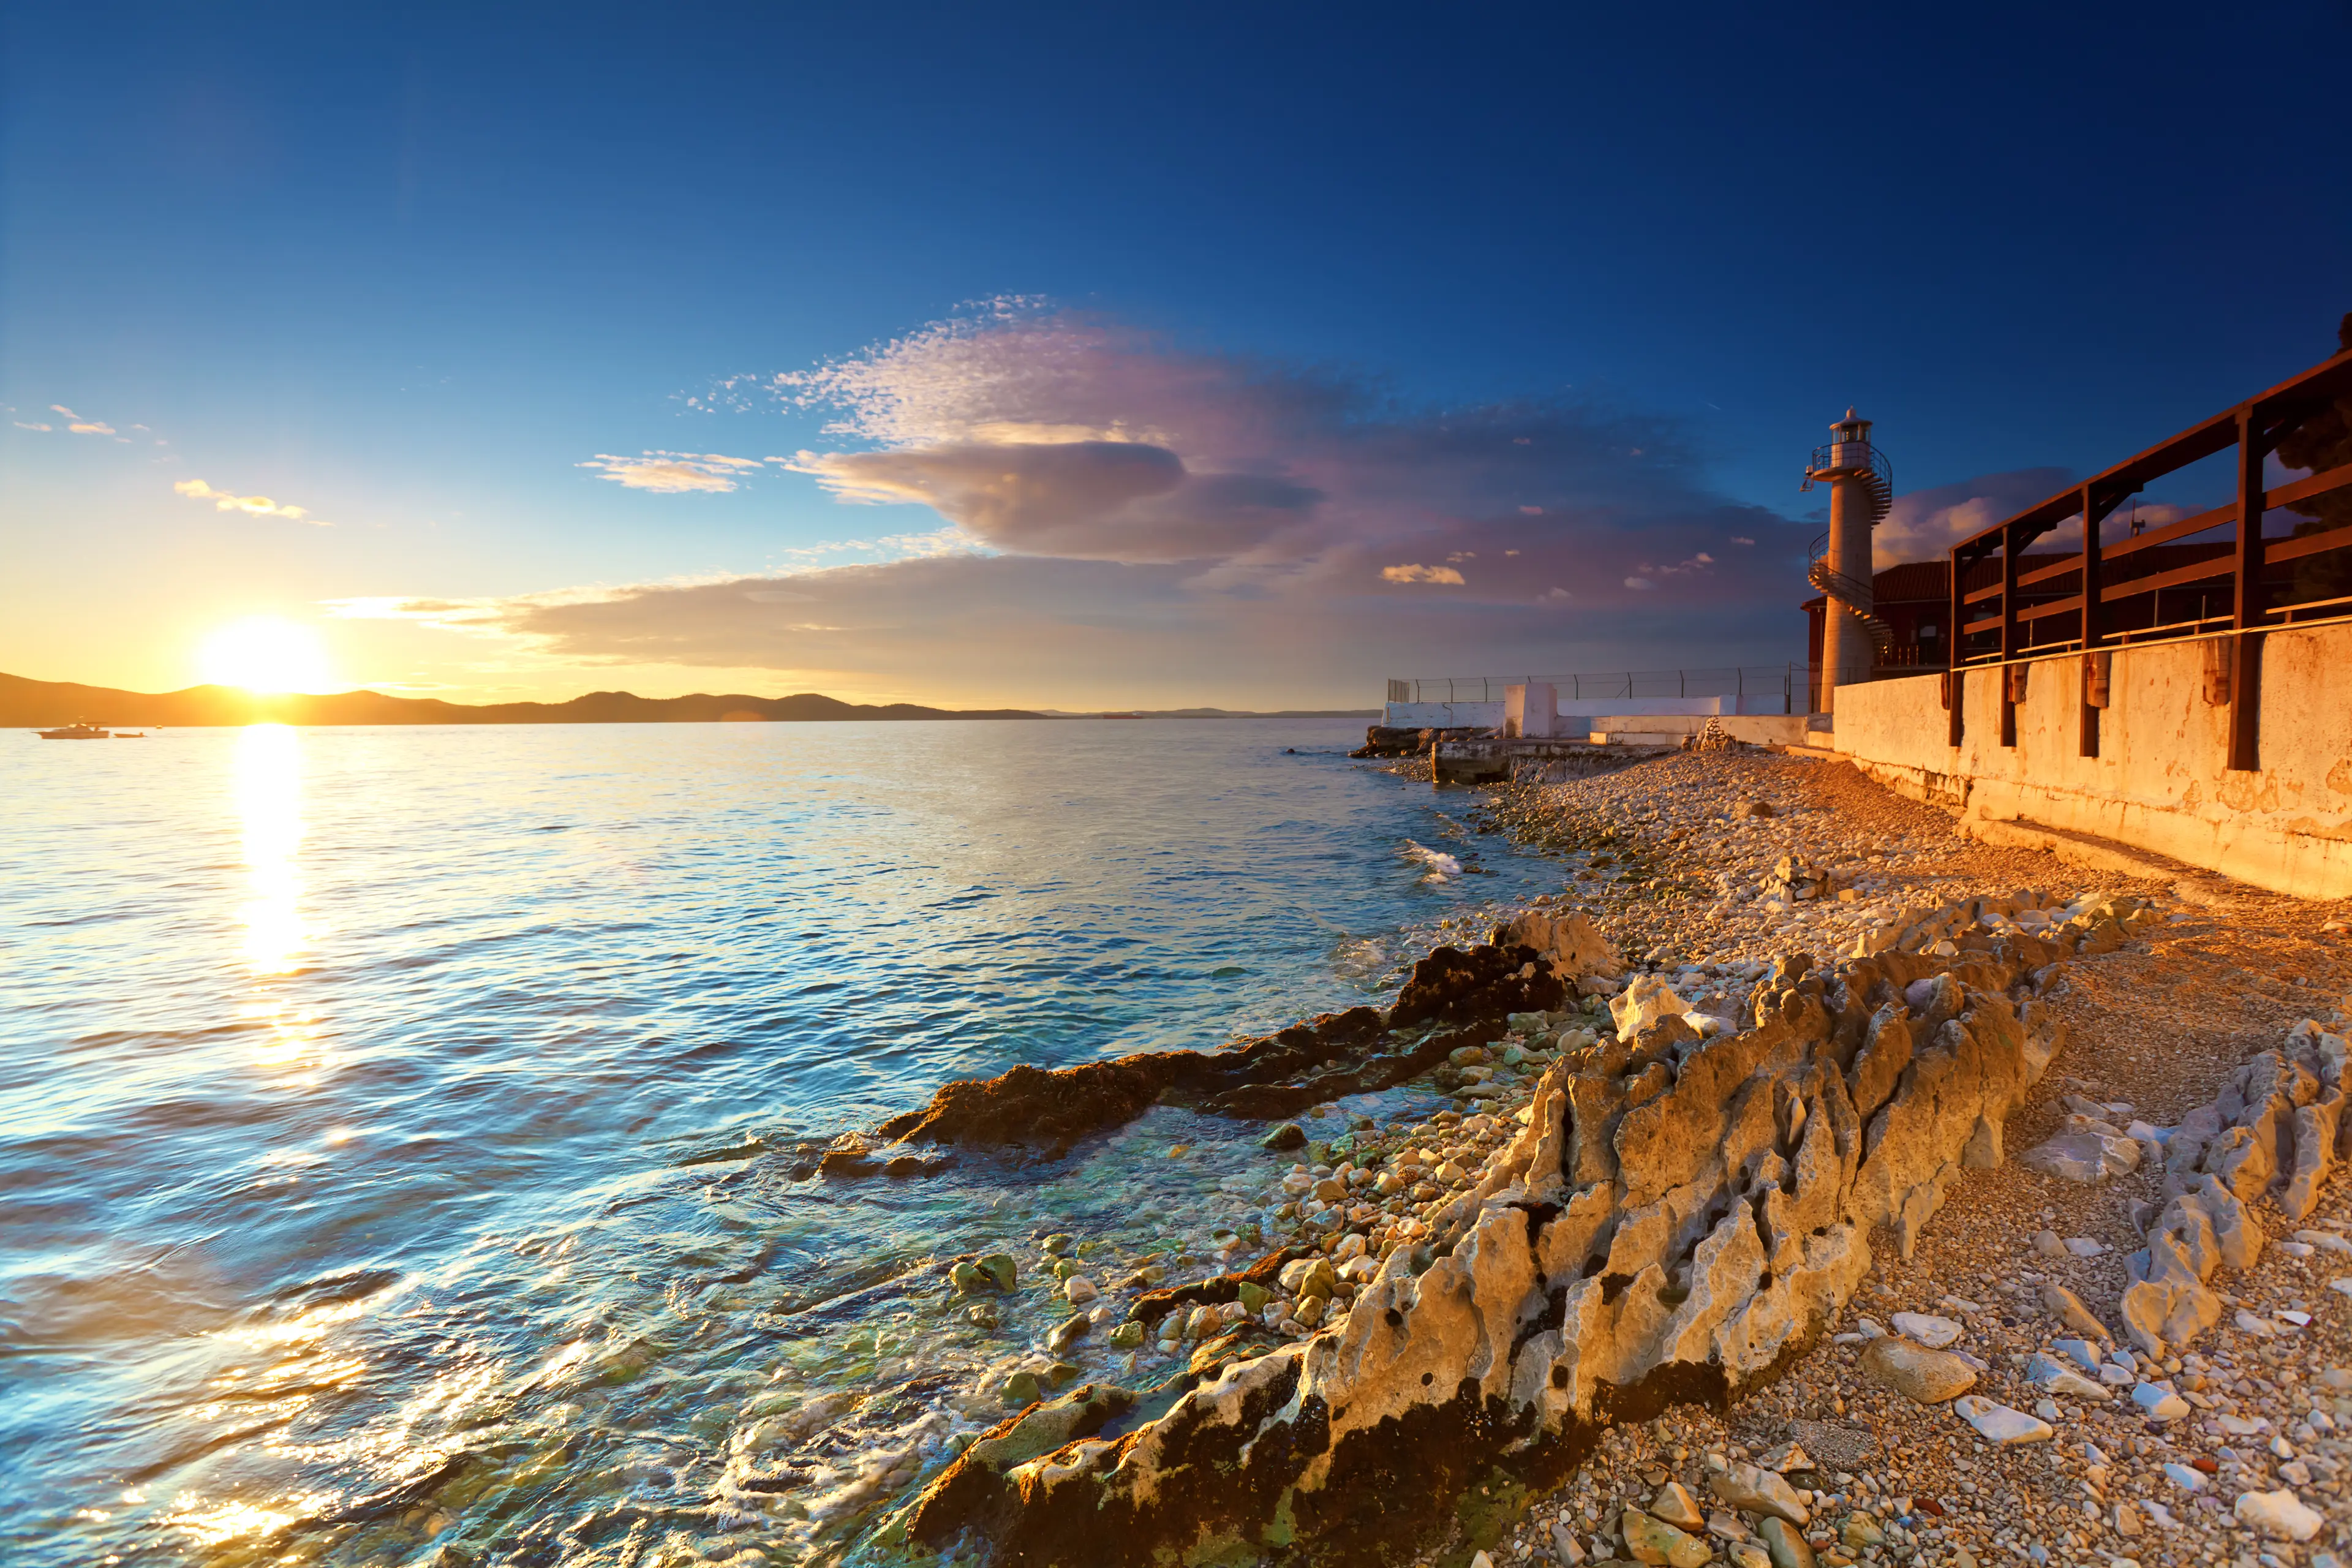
[{"xmin": 1832, "ymin": 622, "xmax": 2352, "ymax": 899}]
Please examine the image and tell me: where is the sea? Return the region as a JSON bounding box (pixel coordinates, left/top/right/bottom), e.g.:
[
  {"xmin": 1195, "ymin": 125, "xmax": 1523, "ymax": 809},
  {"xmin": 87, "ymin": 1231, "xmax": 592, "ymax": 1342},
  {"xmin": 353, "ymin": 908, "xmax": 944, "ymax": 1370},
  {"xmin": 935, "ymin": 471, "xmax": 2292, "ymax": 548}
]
[{"xmin": 0, "ymin": 718, "xmax": 1569, "ymax": 1567}]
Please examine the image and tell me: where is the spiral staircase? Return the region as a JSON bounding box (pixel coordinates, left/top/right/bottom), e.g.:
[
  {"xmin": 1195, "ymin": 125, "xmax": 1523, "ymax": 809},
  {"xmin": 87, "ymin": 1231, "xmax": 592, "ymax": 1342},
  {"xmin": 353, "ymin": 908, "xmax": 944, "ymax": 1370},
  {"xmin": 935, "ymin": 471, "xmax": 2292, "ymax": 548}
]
[
  {"xmin": 1801, "ymin": 417, "xmax": 1897, "ymax": 663},
  {"xmin": 1806, "ymin": 539, "xmax": 1895, "ymax": 657}
]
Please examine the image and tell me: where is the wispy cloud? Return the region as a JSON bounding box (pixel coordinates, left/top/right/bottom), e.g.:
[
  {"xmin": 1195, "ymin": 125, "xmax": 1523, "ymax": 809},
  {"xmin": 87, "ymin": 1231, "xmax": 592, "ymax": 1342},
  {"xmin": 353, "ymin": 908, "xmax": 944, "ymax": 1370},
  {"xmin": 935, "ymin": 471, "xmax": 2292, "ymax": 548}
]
[
  {"xmin": 50, "ymin": 403, "xmax": 121, "ymax": 437},
  {"xmin": 579, "ymin": 451, "xmax": 764, "ymax": 492},
  {"xmin": 769, "ymin": 526, "xmax": 985, "ymax": 567},
  {"xmin": 174, "ymin": 478, "xmax": 329, "ymax": 524},
  {"xmin": 13, "ymin": 421, "xmax": 52, "ymax": 432}
]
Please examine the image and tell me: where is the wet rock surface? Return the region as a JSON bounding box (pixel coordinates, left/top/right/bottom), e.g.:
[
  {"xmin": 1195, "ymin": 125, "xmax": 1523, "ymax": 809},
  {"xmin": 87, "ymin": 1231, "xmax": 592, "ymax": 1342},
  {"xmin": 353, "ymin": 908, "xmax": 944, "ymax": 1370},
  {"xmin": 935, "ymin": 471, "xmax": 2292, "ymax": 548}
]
[
  {"xmin": 706, "ymin": 748, "xmax": 2352, "ymax": 1568},
  {"xmin": 872, "ymin": 938, "xmax": 1575, "ymax": 1158},
  {"xmin": 886, "ymin": 894, "xmax": 2073, "ymax": 1564}
]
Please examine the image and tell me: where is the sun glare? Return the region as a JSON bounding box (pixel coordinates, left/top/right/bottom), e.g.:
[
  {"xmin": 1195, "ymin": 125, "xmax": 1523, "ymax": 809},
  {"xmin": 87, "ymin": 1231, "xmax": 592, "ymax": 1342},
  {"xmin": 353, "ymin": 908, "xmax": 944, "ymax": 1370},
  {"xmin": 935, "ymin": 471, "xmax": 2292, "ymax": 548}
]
[{"xmin": 197, "ymin": 617, "xmax": 336, "ymax": 694}]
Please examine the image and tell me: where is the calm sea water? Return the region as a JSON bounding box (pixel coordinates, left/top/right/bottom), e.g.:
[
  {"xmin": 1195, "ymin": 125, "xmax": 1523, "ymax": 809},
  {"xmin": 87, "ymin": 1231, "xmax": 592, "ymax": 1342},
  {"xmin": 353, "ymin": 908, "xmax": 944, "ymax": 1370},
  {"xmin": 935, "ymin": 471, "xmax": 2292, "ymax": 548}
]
[{"xmin": 0, "ymin": 720, "xmax": 1562, "ymax": 1566}]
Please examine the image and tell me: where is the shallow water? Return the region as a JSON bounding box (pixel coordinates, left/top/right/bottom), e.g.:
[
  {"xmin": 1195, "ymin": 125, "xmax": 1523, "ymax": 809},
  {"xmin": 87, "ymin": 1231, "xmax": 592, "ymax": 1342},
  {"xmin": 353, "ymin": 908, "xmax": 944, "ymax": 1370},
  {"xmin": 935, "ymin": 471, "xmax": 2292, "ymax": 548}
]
[{"xmin": 1, "ymin": 718, "xmax": 1564, "ymax": 1566}]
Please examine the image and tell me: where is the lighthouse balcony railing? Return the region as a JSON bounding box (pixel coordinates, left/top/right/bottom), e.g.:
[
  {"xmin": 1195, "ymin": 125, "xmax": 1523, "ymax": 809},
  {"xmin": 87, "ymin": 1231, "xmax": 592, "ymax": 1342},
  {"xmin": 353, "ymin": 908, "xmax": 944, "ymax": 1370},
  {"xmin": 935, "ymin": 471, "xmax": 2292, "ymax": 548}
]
[{"xmin": 1802, "ymin": 440, "xmax": 1894, "ymax": 491}]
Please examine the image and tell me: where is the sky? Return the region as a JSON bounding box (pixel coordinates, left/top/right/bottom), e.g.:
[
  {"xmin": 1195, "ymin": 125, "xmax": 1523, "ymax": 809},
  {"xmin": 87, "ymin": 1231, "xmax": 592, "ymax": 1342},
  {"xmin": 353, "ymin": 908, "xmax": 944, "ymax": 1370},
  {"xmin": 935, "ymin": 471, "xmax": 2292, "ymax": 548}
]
[{"xmin": 3, "ymin": 2, "xmax": 2348, "ymax": 710}]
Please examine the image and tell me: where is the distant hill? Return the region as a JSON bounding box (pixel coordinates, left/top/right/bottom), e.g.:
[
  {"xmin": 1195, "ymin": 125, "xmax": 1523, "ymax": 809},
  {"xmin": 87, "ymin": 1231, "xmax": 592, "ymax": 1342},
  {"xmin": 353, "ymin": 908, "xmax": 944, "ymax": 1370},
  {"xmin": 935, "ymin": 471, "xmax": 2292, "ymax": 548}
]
[
  {"xmin": 0, "ymin": 673, "xmax": 1047, "ymax": 727},
  {"xmin": 1038, "ymin": 707, "xmax": 1381, "ymax": 718}
]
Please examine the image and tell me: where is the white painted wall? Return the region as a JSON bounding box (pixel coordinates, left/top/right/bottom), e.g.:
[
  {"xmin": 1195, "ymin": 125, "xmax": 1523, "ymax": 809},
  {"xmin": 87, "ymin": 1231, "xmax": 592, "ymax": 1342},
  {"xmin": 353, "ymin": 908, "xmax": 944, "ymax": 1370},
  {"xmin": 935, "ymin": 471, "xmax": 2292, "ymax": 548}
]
[{"xmin": 1833, "ymin": 624, "xmax": 2352, "ymax": 899}]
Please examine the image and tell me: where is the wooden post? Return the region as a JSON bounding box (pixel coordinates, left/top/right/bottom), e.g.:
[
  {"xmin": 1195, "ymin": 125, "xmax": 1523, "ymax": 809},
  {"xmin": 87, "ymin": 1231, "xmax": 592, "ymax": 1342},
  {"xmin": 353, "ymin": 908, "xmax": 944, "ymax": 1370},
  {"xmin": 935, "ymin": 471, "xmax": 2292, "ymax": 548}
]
[
  {"xmin": 2079, "ymin": 484, "xmax": 2107, "ymax": 757},
  {"xmin": 1999, "ymin": 523, "xmax": 2021, "ymax": 747},
  {"xmin": 1947, "ymin": 542, "xmax": 1966, "ymax": 747},
  {"xmin": 2230, "ymin": 406, "xmax": 2267, "ymax": 772}
]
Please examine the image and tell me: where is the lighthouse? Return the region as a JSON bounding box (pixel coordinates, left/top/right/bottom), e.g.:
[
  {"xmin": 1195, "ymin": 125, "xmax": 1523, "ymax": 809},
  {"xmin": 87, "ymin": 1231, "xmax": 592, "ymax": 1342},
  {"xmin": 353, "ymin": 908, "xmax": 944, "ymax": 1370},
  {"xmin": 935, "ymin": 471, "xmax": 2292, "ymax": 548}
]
[{"xmin": 1801, "ymin": 410, "xmax": 1894, "ymax": 715}]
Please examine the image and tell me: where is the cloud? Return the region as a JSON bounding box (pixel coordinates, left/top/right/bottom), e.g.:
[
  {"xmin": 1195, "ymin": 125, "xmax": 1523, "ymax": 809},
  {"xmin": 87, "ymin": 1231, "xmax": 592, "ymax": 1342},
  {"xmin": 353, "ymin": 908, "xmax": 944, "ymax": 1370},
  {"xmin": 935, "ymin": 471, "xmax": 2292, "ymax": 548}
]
[
  {"xmin": 1872, "ymin": 468, "xmax": 2072, "ymax": 567},
  {"xmin": 69, "ymin": 421, "xmax": 116, "ymax": 435},
  {"xmin": 174, "ymin": 478, "xmax": 328, "ymax": 524},
  {"xmin": 342, "ymin": 303, "xmax": 1820, "ymax": 702},
  {"xmin": 579, "ymin": 451, "xmax": 764, "ymax": 492},
  {"xmin": 13, "ymin": 421, "xmax": 51, "ymax": 432},
  {"xmin": 719, "ymin": 303, "xmax": 1787, "ymax": 592}
]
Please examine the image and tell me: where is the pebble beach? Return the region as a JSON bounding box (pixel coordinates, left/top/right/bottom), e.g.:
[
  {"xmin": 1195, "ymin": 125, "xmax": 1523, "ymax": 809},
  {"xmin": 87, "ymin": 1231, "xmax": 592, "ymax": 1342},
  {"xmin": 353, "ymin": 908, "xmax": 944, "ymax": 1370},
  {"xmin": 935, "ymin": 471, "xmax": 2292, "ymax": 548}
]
[{"xmin": 1348, "ymin": 747, "xmax": 2352, "ymax": 1568}]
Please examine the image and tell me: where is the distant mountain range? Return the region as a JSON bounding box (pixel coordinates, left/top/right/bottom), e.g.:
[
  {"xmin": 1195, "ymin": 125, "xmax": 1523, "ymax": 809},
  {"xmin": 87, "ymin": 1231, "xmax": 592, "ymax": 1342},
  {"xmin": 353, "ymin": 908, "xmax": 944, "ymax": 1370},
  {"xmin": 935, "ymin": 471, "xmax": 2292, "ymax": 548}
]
[
  {"xmin": 0, "ymin": 673, "xmax": 1379, "ymax": 726},
  {"xmin": 0, "ymin": 672, "xmax": 1044, "ymax": 726}
]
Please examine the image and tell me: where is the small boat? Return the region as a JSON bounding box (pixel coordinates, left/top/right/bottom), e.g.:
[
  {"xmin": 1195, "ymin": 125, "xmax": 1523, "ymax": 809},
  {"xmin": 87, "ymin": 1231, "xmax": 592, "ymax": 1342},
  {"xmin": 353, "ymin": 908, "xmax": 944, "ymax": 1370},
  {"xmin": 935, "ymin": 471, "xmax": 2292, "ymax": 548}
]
[{"xmin": 36, "ymin": 722, "xmax": 116, "ymax": 740}]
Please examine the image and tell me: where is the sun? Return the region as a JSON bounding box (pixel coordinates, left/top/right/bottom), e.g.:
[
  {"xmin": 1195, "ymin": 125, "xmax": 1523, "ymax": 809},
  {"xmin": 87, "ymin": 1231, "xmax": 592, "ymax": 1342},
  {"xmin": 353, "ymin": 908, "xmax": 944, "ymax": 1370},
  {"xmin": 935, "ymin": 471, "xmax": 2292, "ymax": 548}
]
[{"xmin": 197, "ymin": 617, "xmax": 337, "ymax": 694}]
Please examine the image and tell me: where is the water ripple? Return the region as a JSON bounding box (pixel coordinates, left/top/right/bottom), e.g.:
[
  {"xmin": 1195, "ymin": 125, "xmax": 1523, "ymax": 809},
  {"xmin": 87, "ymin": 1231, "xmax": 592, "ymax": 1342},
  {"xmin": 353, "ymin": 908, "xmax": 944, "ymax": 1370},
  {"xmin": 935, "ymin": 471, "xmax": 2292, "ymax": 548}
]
[{"xmin": 0, "ymin": 718, "xmax": 1559, "ymax": 1565}]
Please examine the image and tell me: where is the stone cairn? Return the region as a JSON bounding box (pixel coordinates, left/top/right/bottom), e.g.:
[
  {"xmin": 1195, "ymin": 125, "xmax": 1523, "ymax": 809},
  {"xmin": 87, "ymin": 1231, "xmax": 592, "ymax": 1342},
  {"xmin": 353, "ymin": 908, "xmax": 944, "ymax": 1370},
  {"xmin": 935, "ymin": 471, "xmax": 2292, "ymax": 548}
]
[
  {"xmin": 881, "ymin": 894, "xmax": 2101, "ymax": 1567},
  {"xmin": 1688, "ymin": 717, "xmax": 1740, "ymax": 752}
]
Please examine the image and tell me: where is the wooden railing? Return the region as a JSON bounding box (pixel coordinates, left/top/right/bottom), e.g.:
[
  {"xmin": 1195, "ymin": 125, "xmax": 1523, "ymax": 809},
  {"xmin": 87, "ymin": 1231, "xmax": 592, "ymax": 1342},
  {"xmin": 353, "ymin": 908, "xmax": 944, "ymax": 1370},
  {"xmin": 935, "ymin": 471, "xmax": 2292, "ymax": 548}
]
[{"xmin": 1944, "ymin": 348, "xmax": 2352, "ymax": 770}]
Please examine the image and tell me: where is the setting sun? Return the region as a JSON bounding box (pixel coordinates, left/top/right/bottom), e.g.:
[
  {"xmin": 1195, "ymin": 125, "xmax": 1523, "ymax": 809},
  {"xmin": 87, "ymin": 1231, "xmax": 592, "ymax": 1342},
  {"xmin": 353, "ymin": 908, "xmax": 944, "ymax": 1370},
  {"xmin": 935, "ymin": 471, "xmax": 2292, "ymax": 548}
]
[{"xmin": 196, "ymin": 617, "xmax": 336, "ymax": 694}]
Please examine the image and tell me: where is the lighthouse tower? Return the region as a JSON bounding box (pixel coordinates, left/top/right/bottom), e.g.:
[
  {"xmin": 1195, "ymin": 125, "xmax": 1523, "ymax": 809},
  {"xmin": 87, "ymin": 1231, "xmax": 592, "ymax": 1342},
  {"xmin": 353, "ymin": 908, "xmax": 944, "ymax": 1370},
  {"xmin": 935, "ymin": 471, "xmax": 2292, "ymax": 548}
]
[{"xmin": 1801, "ymin": 410, "xmax": 1894, "ymax": 715}]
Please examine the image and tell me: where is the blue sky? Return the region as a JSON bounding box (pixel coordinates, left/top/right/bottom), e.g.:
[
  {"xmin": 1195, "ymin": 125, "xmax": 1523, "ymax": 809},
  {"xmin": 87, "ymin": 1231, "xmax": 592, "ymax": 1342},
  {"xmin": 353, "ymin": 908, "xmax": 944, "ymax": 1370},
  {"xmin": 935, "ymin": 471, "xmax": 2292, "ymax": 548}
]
[{"xmin": 4, "ymin": 1, "xmax": 2347, "ymax": 706}]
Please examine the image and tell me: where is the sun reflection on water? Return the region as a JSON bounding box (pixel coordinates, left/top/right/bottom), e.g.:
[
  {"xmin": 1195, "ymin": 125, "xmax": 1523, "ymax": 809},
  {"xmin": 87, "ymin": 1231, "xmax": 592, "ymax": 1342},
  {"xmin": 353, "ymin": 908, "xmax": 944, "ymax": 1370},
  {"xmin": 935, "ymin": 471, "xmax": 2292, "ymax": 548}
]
[{"xmin": 235, "ymin": 725, "xmax": 306, "ymax": 976}]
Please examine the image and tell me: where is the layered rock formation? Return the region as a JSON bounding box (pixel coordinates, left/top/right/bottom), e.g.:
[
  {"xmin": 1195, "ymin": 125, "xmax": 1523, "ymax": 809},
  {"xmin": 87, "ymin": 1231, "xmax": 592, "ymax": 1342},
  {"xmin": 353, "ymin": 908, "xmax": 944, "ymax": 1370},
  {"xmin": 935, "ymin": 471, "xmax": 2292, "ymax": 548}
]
[
  {"xmin": 881, "ymin": 897, "xmax": 2072, "ymax": 1566},
  {"xmin": 2119, "ymin": 1017, "xmax": 2348, "ymax": 1357}
]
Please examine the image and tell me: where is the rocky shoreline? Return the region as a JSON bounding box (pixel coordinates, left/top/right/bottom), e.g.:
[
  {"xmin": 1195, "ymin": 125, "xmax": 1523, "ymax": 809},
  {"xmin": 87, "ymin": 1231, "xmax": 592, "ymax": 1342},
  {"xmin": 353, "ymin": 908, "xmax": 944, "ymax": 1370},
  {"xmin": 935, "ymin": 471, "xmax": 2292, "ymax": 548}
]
[
  {"xmin": 793, "ymin": 746, "xmax": 2352, "ymax": 1568},
  {"xmin": 681, "ymin": 746, "xmax": 2352, "ymax": 1568}
]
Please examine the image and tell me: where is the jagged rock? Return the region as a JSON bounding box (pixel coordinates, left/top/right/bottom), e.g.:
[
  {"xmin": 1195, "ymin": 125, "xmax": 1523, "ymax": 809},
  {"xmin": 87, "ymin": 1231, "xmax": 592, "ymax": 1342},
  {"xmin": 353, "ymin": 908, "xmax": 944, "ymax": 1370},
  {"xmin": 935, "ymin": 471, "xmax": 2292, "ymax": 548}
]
[
  {"xmin": 894, "ymin": 902, "xmax": 2066, "ymax": 1566},
  {"xmin": 1392, "ymin": 941, "xmax": 1570, "ymax": 1028},
  {"xmin": 1498, "ymin": 908, "xmax": 1623, "ymax": 982},
  {"xmin": 2116, "ymin": 1117, "xmax": 2280, "ymax": 1356},
  {"xmin": 2160, "ymin": 1023, "xmax": 2347, "ymax": 1218},
  {"xmin": 1860, "ymin": 1336, "xmax": 1976, "ymax": 1403},
  {"xmin": 1610, "ymin": 973, "xmax": 1692, "ymax": 1042}
]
